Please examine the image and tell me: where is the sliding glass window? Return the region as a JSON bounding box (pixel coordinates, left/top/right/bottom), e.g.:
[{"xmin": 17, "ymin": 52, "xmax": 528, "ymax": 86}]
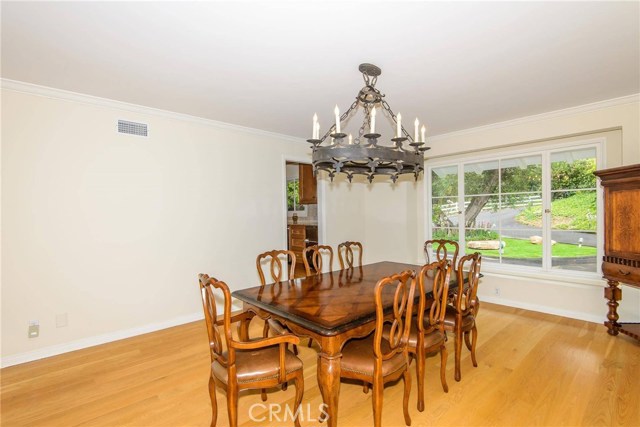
[{"xmin": 428, "ymin": 142, "xmax": 600, "ymax": 275}]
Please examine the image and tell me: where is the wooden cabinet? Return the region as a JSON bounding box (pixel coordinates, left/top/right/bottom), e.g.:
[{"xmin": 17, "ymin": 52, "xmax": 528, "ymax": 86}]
[
  {"xmin": 298, "ymin": 164, "xmax": 317, "ymax": 204},
  {"xmin": 288, "ymin": 224, "xmax": 307, "ymax": 264},
  {"xmin": 594, "ymin": 164, "xmax": 640, "ymax": 341}
]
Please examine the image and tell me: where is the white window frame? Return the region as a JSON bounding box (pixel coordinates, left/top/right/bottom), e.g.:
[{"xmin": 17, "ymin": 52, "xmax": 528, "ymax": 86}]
[{"xmin": 425, "ymin": 137, "xmax": 605, "ymax": 284}]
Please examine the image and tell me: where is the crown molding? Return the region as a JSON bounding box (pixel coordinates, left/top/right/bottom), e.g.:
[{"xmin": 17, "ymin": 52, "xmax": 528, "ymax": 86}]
[
  {"xmin": 0, "ymin": 78, "xmax": 306, "ymax": 144},
  {"xmin": 429, "ymin": 93, "xmax": 640, "ymax": 142}
]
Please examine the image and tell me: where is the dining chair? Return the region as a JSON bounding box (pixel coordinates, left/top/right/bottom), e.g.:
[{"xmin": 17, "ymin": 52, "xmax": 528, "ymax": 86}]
[
  {"xmin": 198, "ymin": 274, "xmax": 304, "ymax": 427},
  {"xmin": 443, "ymin": 252, "xmax": 482, "ymax": 382},
  {"xmin": 302, "ymin": 244, "xmax": 334, "ymax": 275},
  {"xmin": 339, "ymin": 270, "xmax": 416, "ymax": 427},
  {"xmin": 337, "ymin": 241, "xmax": 363, "ymax": 269},
  {"xmin": 407, "ymin": 260, "xmax": 452, "ymax": 412},
  {"xmin": 424, "ymin": 239, "xmax": 459, "ymax": 267},
  {"xmin": 256, "ymin": 250, "xmax": 297, "ymax": 336}
]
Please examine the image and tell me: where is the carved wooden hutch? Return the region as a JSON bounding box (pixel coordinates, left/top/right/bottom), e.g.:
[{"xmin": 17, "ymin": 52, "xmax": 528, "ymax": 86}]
[{"xmin": 594, "ymin": 164, "xmax": 640, "ymax": 341}]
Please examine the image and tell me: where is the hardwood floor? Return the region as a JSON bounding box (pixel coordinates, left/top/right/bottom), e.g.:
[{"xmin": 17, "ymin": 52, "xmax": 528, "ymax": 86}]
[{"xmin": 2, "ymin": 302, "xmax": 639, "ymax": 426}]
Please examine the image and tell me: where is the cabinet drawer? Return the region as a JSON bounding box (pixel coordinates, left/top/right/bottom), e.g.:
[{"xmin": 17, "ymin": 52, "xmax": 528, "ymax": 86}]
[
  {"xmin": 290, "ymin": 226, "xmax": 305, "ymax": 237},
  {"xmin": 602, "ymin": 261, "xmax": 640, "ymax": 284},
  {"xmin": 290, "ymin": 238, "xmax": 306, "ymax": 249}
]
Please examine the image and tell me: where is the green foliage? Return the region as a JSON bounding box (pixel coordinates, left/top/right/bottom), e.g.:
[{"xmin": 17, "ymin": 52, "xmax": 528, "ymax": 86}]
[
  {"xmin": 466, "ymin": 229, "xmax": 499, "ymax": 240},
  {"xmin": 431, "ymin": 168, "xmax": 458, "ymax": 198},
  {"xmin": 287, "ymin": 180, "xmax": 299, "ymax": 211},
  {"xmin": 432, "ymin": 229, "xmax": 499, "ymax": 242},
  {"xmin": 517, "ymin": 191, "xmax": 597, "ymax": 231},
  {"xmin": 551, "ymin": 158, "xmax": 596, "ymax": 191},
  {"xmin": 470, "ymin": 237, "xmax": 596, "ymax": 258}
]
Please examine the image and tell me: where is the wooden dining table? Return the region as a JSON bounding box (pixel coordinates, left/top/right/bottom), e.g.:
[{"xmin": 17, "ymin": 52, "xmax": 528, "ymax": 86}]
[{"xmin": 233, "ymin": 260, "xmax": 453, "ymax": 427}]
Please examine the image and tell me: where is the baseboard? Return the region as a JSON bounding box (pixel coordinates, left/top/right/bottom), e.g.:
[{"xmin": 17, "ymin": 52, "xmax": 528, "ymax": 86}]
[
  {"xmin": 479, "ymin": 295, "xmax": 602, "ymax": 324},
  {"xmin": 1, "ymin": 311, "xmax": 204, "ymax": 368}
]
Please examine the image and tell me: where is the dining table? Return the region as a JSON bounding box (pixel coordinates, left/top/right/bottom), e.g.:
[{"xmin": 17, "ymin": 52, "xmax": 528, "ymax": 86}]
[{"xmin": 232, "ymin": 261, "xmax": 465, "ymax": 427}]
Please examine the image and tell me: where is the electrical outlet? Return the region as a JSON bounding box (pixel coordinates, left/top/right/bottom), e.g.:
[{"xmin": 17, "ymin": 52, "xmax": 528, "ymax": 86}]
[
  {"xmin": 56, "ymin": 313, "xmax": 68, "ymax": 328},
  {"xmin": 28, "ymin": 320, "xmax": 39, "ymax": 338},
  {"xmin": 494, "ymin": 287, "xmax": 501, "ymax": 296}
]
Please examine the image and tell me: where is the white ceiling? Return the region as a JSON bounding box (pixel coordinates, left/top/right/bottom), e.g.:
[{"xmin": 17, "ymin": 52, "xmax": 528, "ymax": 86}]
[{"xmin": 2, "ymin": 1, "xmax": 639, "ymax": 138}]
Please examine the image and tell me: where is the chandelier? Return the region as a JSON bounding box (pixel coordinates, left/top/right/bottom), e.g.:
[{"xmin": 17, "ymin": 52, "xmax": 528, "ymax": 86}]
[{"xmin": 307, "ymin": 63, "xmax": 429, "ymax": 183}]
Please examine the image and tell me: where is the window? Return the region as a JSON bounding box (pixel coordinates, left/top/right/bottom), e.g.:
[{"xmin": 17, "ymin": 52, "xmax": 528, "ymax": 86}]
[
  {"xmin": 428, "ymin": 142, "xmax": 601, "ymax": 276},
  {"xmin": 287, "ymin": 179, "xmax": 307, "ymax": 215}
]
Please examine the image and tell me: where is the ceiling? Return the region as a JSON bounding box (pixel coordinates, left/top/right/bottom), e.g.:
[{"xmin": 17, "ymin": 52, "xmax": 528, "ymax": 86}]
[{"xmin": 2, "ymin": 1, "xmax": 639, "ymax": 139}]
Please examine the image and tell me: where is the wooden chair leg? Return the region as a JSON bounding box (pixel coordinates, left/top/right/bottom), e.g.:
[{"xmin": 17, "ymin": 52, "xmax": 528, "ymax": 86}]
[
  {"xmin": 307, "ymin": 338, "xmax": 313, "ymax": 348},
  {"xmin": 363, "ymin": 382, "xmax": 369, "ymax": 394},
  {"xmin": 470, "ymin": 325, "xmax": 478, "ymax": 367},
  {"xmin": 454, "ymin": 327, "xmax": 463, "ymax": 382},
  {"xmin": 226, "ymin": 382, "xmax": 239, "ymax": 427},
  {"xmin": 416, "ymin": 345, "xmax": 425, "ymax": 412},
  {"xmin": 293, "ymin": 345, "xmax": 299, "ymax": 355},
  {"xmin": 261, "ymin": 388, "xmax": 268, "ymax": 401},
  {"xmin": 371, "ymin": 378, "xmax": 384, "ymax": 427},
  {"xmin": 464, "ymin": 330, "xmax": 472, "ymax": 351},
  {"xmin": 208, "ymin": 375, "xmax": 217, "ymax": 427},
  {"xmin": 402, "ymin": 369, "xmax": 412, "ymax": 426},
  {"xmin": 439, "ymin": 343, "xmax": 449, "ymax": 393},
  {"xmin": 293, "ymin": 372, "xmax": 304, "ymax": 427}
]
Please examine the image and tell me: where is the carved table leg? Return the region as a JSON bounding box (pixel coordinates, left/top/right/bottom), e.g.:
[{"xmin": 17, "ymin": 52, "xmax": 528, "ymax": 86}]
[
  {"xmin": 604, "ymin": 279, "xmax": 621, "ymax": 336},
  {"xmin": 317, "ymin": 350, "xmax": 342, "ymax": 427}
]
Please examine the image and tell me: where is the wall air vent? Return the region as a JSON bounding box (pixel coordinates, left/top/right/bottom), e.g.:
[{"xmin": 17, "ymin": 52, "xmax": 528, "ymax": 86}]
[{"xmin": 118, "ymin": 120, "xmax": 148, "ymax": 137}]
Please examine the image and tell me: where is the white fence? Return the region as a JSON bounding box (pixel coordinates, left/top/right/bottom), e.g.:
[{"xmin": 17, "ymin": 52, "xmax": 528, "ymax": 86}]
[{"xmin": 439, "ymin": 194, "xmax": 542, "ymax": 216}]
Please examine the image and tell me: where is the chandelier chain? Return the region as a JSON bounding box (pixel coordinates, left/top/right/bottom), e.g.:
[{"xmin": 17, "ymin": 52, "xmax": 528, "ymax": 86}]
[{"xmin": 318, "ymin": 99, "xmax": 359, "ymax": 142}]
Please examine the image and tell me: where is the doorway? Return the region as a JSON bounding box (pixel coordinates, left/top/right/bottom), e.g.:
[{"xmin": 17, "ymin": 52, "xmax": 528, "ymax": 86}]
[{"xmin": 285, "ymin": 161, "xmax": 321, "ymax": 278}]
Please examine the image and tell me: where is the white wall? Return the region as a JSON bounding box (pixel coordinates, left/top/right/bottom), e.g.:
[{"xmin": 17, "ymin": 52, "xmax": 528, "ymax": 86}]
[
  {"xmin": 320, "ymin": 173, "xmax": 420, "ymax": 267},
  {"xmin": 420, "ymin": 96, "xmax": 640, "ymax": 324},
  {"xmin": 1, "ymin": 83, "xmax": 310, "ymax": 365}
]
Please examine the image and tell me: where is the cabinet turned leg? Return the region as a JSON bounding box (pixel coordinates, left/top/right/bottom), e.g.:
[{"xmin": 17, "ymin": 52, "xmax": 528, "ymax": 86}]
[{"xmin": 604, "ymin": 279, "xmax": 621, "ymax": 336}]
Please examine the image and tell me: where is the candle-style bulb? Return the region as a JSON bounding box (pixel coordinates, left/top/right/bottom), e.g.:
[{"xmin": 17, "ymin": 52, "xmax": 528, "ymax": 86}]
[
  {"xmin": 421, "ymin": 125, "xmax": 426, "ymax": 143},
  {"xmin": 348, "ymin": 134, "xmax": 353, "ymax": 144},
  {"xmin": 312, "ymin": 113, "xmax": 318, "ymax": 139},
  {"xmin": 334, "ymin": 105, "xmax": 341, "ymax": 134},
  {"xmin": 370, "ymin": 106, "xmax": 376, "ymax": 134},
  {"xmin": 396, "ymin": 113, "xmax": 402, "ymax": 138},
  {"xmin": 414, "ymin": 118, "xmax": 420, "ymax": 141}
]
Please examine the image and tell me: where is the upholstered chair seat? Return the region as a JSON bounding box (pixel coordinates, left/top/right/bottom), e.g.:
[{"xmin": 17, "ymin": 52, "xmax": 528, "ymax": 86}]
[
  {"xmin": 212, "ymin": 347, "xmax": 303, "ymax": 385},
  {"xmin": 443, "ymin": 305, "xmax": 475, "ymax": 330},
  {"xmin": 341, "ymin": 335, "xmax": 407, "ymax": 378}
]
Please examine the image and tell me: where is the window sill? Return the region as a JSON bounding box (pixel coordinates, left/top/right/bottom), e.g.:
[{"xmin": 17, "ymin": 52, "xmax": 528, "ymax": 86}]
[{"xmin": 480, "ymin": 264, "xmax": 604, "ymax": 287}]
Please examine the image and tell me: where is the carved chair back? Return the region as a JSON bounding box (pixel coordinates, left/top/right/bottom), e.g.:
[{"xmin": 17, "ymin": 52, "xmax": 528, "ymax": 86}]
[
  {"xmin": 424, "ymin": 239, "xmax": 459, "ymax": 268},
  {"xmin": 256, "ymin": 249, "xmax": 296, "ymax": 285},
  {"xmin": 454, "ymin": 252, "xmax": 482, "ymax": 317},
  {"xmin": 198, "ymin": 274, "xmax": 234, "ymax": 367},
  {"xmin": 415, "ymin": 260, "xmax": 452, "ymax": 336},
  {"xmin": 303, "ymin": 244, "xmax": 334, "ymax": 275},
  {"xmin": 373, "ymin": 270, "xmax": 416, "ymax": 362},
  {"xmin": 338, "ymin": 241, "xmax": 363, "ymax": 269}
]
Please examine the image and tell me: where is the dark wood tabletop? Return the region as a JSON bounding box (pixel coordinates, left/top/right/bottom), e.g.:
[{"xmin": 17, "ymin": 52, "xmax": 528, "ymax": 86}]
[{"xmin": 233, "ymin": 261, "xmax": 436, "ymax": 336}]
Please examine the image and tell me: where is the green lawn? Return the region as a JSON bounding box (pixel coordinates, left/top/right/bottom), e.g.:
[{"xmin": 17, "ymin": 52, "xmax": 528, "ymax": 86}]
[
  {"xmin": 469, "ymin": 237, "xmax": 596, "ymax": 259},
  {"xmin": 517, "ymin": 191, "xmax": 596, "ymax": 230}
]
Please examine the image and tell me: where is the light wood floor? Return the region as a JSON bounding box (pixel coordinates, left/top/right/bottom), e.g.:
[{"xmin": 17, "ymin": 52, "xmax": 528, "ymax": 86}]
[{"xmin": 2, "ymin": 303, "xmax": 639, "ymax": 426}]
